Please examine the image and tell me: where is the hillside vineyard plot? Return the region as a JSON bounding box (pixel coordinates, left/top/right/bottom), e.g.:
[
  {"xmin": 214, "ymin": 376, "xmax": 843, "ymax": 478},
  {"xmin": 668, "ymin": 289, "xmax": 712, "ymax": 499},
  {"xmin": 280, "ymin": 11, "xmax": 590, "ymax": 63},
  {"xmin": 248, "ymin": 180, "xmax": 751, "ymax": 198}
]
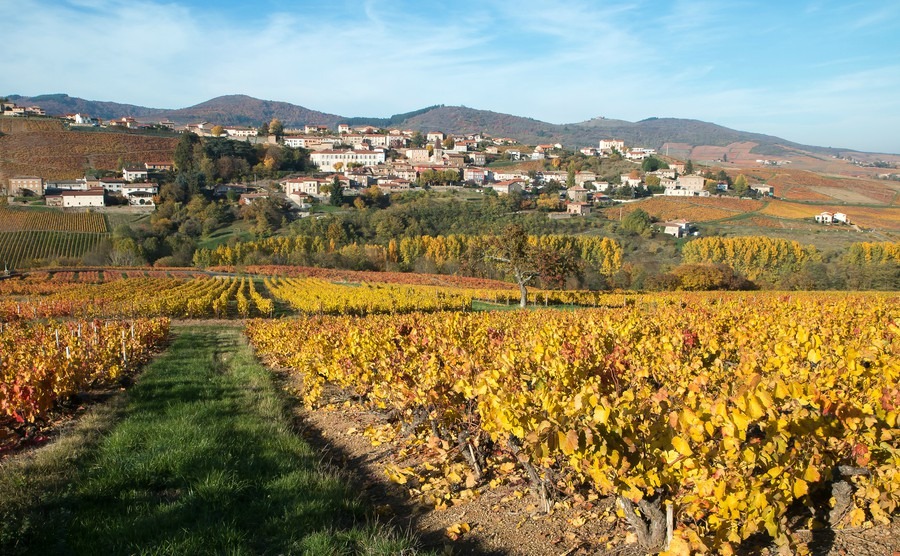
[
  {"xmin": 0, "ymin": 208, "xmax": 109, "ymax": 268},
  {"xmin": 0, "ymin": 208, "xmax": 107, "ymax": 233},
  {"xmin": 0, "ymin": 231, "xmax": 108, "ymax": 269}
]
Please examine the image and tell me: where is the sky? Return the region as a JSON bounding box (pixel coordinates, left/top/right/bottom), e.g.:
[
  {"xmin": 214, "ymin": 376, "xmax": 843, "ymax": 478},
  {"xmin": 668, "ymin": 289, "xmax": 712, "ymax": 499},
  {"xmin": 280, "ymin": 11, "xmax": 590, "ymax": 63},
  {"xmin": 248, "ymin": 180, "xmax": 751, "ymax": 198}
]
[{"xmin": 2, "ymin": 0, "xmax": 899, "ymax": 153}]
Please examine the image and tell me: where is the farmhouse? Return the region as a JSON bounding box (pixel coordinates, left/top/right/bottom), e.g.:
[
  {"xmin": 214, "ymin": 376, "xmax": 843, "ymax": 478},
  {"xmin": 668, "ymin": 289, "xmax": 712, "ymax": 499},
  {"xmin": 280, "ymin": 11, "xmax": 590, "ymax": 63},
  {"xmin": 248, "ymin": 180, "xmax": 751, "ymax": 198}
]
[
  {"xmin": 659, "ymin": 220, "xmax": 692, "ymax": 238},
  {"xmin": 815, "ymin": 212, "xmax": 833, "ymax": 224},
  {"xmin": 488, "ymin": 180, "xmax": 525, "ymax": 195},
  {"xmin": 239, "ymin": 192, "xmax": 270, "ymax": 205},
  {"xmin": 7, "ymin": 176, "xmax": 45, "ymax": 196},
  {"xmin": 60, "ymin": 188, "xmax": 106, "ymax": 208},
  {"xmin": 121, "ymin": 183, "xmax": 158, "ymax": 206},
  {"xmin": 566, "ymin": 202, "xmax": 592, "ymax": 216}
]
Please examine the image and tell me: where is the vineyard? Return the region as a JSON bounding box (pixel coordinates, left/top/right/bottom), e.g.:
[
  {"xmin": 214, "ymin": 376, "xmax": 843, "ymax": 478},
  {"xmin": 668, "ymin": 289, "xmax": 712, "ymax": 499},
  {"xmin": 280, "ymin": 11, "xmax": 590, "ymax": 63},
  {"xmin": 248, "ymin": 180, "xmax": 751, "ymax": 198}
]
[
  {"xmin": 747, "ymin": 169, "xmax": 896, "ymax": 205},
  {"xmin": 0, "ymin": 275, "xmax": 277, "ymax": 321},
  {"xmin": 0, "ymin": 231, "xmax": 108, "ymax": 269},
  {"xmin": 604, "ymin": 197, "xmax": 764, "ymax": 223},
  {"xmin": 246, "ymin": 291, "xmax": 900, "ymax": 553},
  {"xmin": 0, "ymin": 317, "xmax": 170, "ymax": 426},
  {"xmin": 0, "ymin": 207, "xmax": 107, "ymax": 233},
  {"xmin": 0, "ymin": 128, "xmax": 177, "ymax": 182},
  {"xmin": 0, "ymin": 207, "xmax": 110, "ymax": 269}
]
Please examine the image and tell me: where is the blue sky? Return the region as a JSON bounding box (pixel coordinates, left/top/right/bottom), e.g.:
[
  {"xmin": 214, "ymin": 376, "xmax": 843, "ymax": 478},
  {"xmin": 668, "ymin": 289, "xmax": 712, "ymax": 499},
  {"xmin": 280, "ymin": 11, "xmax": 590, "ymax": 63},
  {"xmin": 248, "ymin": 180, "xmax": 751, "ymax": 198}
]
[{"xmin": 2, "ymin": 0, "xmax": 899, "ymax": 153}]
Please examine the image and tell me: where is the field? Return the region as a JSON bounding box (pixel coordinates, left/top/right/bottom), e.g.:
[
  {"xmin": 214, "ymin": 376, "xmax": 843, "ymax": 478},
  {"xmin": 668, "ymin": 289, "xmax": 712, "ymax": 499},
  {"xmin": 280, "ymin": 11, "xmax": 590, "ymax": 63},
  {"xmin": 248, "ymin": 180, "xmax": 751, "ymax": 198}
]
[
  {"xmin": 0, "ymin": 119, "xmax": 177, "ymax": 184},
  {"xmin": 1, "ymin": 268, "xmax": 899, "ymax": 555},
  {"xmin": 0, "ymin": 207, "xmax": 110, "ymax": 268},
  {"xmin": 760, "ymin": 200, "xmax": 900, "ymax": 231},
  {"xmin": 0, "ymin": 207, "xmax": 107, "ymax": 233},
  {"xmin": 603, "ymin": 197, "xmax": 764, "ymax": 223},
  {"xmin": 740, "ymin": 169, "xmax": 898, "ymax": 205},
  {"xmin": 0, "ymin": 231, "xmax": 108, "ymax": 268},
  {"xmin": 246, "ymin": 291, "xmax": 900, "ymax": 554}
]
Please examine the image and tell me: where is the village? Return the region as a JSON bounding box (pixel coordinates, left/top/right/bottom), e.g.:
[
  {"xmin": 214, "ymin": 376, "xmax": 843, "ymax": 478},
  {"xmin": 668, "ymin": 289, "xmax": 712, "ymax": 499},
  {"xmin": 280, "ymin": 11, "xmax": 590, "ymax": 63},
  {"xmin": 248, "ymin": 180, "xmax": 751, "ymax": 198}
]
[{"xmin": 4, "ymin": 100, "xmax": 850, "ymax": 237}]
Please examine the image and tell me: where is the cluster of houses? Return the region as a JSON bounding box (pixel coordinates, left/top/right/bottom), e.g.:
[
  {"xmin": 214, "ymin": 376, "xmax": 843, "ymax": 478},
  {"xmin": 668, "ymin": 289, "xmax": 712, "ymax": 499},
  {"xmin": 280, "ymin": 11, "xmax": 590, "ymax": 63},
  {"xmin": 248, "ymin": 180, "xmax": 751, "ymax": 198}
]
[
  {"xmin": 0, "ymin": 101, "xmax": 46, "ymax": 117},
  {"xmin": 5, "ymin": 162, "xmax": 168, "ymax": 208},
  {"xmin": 578, "ymin": 139, "xmax": 658, "ymax": 161}
]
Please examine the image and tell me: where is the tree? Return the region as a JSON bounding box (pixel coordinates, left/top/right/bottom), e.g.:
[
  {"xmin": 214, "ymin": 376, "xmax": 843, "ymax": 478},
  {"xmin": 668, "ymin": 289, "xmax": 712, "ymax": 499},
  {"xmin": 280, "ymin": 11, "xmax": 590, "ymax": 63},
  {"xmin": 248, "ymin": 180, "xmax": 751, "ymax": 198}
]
[
  {"xmin": 620, "ymin": 208, "xmax": 652, "ymax": 236},
  {"xmin": 733, "ymin": 174, "xmax": 749, "ymax": 196},
  {"xmin": 442, "ymin": 136, "xmax": 455, "ymax": 149},
  {"xmin": 641, "ymin": 157, "xmax": 667, "ymax": 172},
  {"xmin": 174, "ymin": 132, "xmax": 200, "ymax": 172},
  {"xmin": 211, "ymin": 125, "xmax": 225, "ymax": 137},
  {"xmin": 258, "ymin": 121, "xmax": 269, "ymax": 136},
  {"xmin": 329, "ymin": 177, "xmax": 344, "ymax": 206},
  {"xmin": 411, "ymin": 131, "xmax": 426, "ymax": 148},
  {"xmin": 487, "ymin": 224, "xmax": 579, "ymax": 308},
  {"xmin": 333, "ymin": 161, "xmax": 344, "ymax": 172},
  {"xmin": 684, "ymin": 159, "xmax": 694, "ymax": 175},
  {"xmin": 269, "ymin": 118, "xmax": 284, "ymax": 140},
  {"xmin": 566, "ymin": 167, "xmax": 576, "ymax": 188}
]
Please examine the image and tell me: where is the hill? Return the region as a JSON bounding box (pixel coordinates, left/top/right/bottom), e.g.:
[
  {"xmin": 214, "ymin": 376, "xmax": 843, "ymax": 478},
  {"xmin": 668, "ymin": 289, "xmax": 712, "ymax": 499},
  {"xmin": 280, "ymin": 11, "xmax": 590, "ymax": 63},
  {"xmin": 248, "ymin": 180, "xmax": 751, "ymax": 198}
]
[
  {"xmin": 6, "ymin": 93, "xmax": 162, "ymax": 121},
  {"xmin": 8, "ymin": 93, "xmax": 863, "ymax": 156},
  {"xmin": 159, "ymin": 95, "xmax": 343, "ymax": 127}
]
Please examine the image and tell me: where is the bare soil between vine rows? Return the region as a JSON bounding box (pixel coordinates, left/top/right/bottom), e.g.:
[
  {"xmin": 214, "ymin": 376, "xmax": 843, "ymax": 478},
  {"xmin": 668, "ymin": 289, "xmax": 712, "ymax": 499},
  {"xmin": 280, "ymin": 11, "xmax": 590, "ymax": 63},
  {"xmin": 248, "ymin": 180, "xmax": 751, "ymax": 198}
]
[{"xmin": 283, "ymin": 376, "xmax": 900, "ymax": 556}]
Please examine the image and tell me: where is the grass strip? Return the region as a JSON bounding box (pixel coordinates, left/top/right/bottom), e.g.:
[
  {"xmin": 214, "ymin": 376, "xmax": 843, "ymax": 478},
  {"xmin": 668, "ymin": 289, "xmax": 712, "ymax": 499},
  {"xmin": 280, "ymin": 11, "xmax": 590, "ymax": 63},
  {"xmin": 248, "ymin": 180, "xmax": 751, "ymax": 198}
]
[{"xmin": 0, "ymin": 325, "xmax": 421, "ymax": 555}]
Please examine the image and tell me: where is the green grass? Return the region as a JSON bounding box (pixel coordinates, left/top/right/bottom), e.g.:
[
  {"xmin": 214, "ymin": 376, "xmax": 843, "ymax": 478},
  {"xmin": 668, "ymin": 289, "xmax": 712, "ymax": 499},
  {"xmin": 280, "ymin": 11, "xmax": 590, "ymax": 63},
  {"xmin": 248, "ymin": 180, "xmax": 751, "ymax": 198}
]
[
  {"xmin": 0, "ymin": 325, "xmax": 423, "ymax": 555},
  {"xmin": 311, "ymin": 204, "xmax": 343, "ymax": 214},
  {"xmin": 196, "ymin": 222, "xmax": 255, "ymax": 250}
]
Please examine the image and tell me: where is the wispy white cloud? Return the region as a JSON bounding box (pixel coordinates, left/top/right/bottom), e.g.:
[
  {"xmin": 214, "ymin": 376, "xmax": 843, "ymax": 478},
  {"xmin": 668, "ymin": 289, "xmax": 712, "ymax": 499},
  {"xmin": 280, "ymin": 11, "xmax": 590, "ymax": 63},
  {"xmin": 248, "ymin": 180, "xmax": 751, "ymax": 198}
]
[{"xmin": 0, "ymin": 0, "xmax": 898, "ymax": 152}]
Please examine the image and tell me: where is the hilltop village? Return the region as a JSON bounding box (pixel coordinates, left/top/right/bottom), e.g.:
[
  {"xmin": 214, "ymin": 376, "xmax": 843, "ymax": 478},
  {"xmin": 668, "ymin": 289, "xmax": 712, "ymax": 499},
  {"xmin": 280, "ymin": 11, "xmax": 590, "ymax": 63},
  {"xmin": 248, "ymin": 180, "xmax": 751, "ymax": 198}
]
[{"xmin": 4, "ymin": 100, "xmax": 784, "ymax": 235}]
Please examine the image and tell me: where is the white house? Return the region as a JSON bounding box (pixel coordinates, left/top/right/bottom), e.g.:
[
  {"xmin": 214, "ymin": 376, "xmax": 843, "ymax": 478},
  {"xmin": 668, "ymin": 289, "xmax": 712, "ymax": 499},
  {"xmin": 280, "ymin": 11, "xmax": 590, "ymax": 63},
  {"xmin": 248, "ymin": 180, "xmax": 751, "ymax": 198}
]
[
  {"xmin": 660, "ymin": 220, "xmax": 691, "ymax": 238},
  {"xmin": 281, "ymin": 177, "xmax": 329, "ymax": 198},
  {"xmin": 122, "ymin": 166, "xmax": 149, "ymax": 182},
  {"xmin": 815, "ymin": 212, "xmax": 833, "ymax": 224},
  {"xmin": 620, "ymin": 174, "xmax": 643, "ymax": 188},
  {"xmin": 225, "ymin": 126, "xmax": 258, "ymax": 138},
  {"xmin": 750, "ymin": 184, "xmax": 774, "ymax": 196},
  {"xmin": 99, "ymin": 178, "xmax": 128, "ymax": 193},
  {"xmin": 599, "ymin": 139, "xmax": 625, "ymax": 153},
  {"xmin": 283, "ymin": 136, "xmax": 340, "ymax": 150},
  {"xmin": 61, "ymin": 189, "xmax": 105, "ymax": 208},
  {"xmin": 310, "ymin": 149, "xmax": 386, "ymax": 172},
  {"xmin": 463, "ymin": 167, "xmax": 490, "ymax": 184}
]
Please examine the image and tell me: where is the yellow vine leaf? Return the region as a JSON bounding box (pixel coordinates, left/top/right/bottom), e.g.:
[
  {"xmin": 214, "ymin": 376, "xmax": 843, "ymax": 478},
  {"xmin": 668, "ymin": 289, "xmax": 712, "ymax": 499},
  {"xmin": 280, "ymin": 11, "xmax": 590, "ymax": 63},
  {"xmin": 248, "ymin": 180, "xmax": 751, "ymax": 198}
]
[
  {"xmin": 672, "ymin": 435, "xmax": 693, "ymax": 457},
  {"xmin": 793, "ymin": 479, "xmax": 808, "ymax": 498}
]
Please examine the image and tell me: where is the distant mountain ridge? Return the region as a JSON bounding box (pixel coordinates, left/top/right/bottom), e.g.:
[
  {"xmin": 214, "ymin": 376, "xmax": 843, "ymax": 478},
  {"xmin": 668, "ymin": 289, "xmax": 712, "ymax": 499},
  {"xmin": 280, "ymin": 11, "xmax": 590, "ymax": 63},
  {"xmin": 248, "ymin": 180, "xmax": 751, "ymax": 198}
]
[{"xmin": 5, "ymin": 93, "xmax": 855, "ymax": 155}]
